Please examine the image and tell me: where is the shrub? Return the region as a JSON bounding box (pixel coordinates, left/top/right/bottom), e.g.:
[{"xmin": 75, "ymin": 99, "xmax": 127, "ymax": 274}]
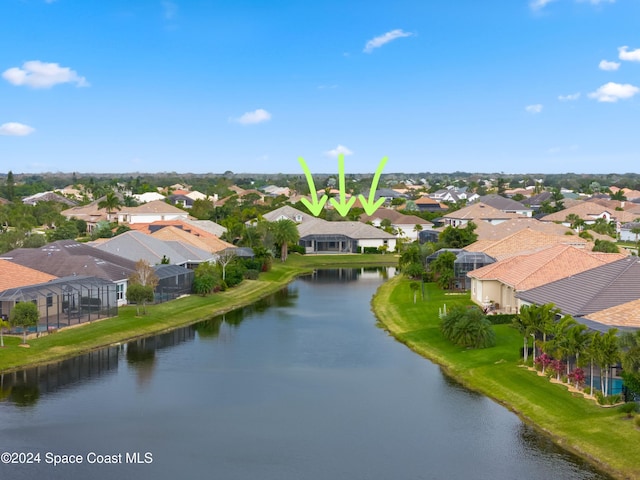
[
  {"xmin": 619, "ymin": 402, "xmax": 639, "ymax": 418},
  {"xmin": 244, "ymin": 269, "xmax": 260, "ymax": 280},
  {"xmin": 362, "ymin": 246, "xmax": 380, "ymax": 254},
  {"xmin": 288, "ymin": 244, "xmax": 305, "ymax": 255},
  {"xmin": 488, "ymin": 314, "xmax": 516, "ymax": 325},
  {"xmin": 595, "ymin": 391, "xmax": 606, "ymax": 405}
]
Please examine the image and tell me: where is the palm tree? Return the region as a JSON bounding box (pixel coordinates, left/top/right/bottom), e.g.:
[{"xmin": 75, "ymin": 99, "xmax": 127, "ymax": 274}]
[
  {"xmin": 620, "ymin": 330, "xmax": 640, "ymax": 377},
  {"xmin": 544, "ymin": 315, "xmax": 576, "ymax": 380},
  {"xmin": 513, "ymin": 305, "xmax": 536, "ymax": 364},
  {"xmin": 566, "ymin": 323, "xmax": 590, "ymax": 377},
  {"xmin": 269, "ymin": 219, "xmax": 300, "ymax": 262},
  {"xmin": 98, "ymin": 191, "xmax": 122, "ymax": 221},
  {"xmin": 526, "ymin": 303, "xmax": 559, "ymax": 370},
  {"xmin": 596, "ymin": 329, "xmax": 620, "ymax": 397},
  {"xmin": 630, "ymin": 222, "xmax": 640, "ymax": 254},
  {"xmin": 585, "ymin": 332, "xmax": 601, "ymax": 397}
]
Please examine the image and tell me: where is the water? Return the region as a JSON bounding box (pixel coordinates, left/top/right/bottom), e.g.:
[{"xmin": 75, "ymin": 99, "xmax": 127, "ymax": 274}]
[{"xmin": 0, "ymin": 268, "xmax": 611, "ymax": 479}]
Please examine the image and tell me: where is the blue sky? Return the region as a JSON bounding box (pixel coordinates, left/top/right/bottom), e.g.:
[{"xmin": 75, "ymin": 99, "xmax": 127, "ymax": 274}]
[{"xmin": 2, "ymin": 0, "xmax": 640, "ymax": 175}]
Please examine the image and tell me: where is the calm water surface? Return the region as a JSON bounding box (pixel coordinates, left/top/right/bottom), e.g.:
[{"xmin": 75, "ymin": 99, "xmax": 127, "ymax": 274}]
[{"xmin": 0, "ymin": 269, "xmax": 611, "ymax": 480}]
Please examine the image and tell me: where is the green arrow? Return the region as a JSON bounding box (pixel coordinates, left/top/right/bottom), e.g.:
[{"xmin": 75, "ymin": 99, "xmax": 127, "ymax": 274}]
[
  {"xmin": 358, "ymin": 156, "xmax": 388, "ymax": 216},
  {"xmin": 329, "ymin": 153, "xmax": 357, "ymax": 217},
  {"xmin": 298, "ymin": 157, "xmax": 328, "ymax": 217}
]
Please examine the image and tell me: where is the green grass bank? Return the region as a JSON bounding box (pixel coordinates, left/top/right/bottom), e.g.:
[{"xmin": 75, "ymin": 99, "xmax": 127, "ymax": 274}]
[
  {"xmin": 372, "ymin": 275, "xmax": 640, "ymax": 480},
  {"xmin": 0, "ymin": 253, "xmax": 397, "ymax": 373}
]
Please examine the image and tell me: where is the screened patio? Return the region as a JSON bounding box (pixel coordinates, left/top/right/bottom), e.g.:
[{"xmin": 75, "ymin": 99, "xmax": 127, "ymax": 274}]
[{"xmin": 0, "ymin": 276, "xmax": 118, "ymax": 333}]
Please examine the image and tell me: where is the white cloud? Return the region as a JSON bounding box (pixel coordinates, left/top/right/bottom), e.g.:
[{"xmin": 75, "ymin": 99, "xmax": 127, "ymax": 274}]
[
  {"xmin": 2, "ymin": 61, "xmax": 88, "ymax": 89},
  {"xmin": 618, "ymin": 46, "xmax": 640, "ymax": 62},
  {"xmin": 363, "ymin": 29, "xmax": 413, "ymax": 54},
  {"xmin": 599, "ymin": 59, "xmax": 620, "ymax": 71},
  {"xmin": 233, "ymin": 109, "xmax": 272, "ymax": 125},
  {"xmin": 558, "ymin": 92, "xmax": 581, "ymax": 101},
  {"xmin": 525, "ymin": 104, "xmax": 543, "ymax": 114},
  {"xmin": 162, "ymin": 1, "xmax": 178, "ymax": 20},
  {"xmin": 530, "ymin": 0, "xmax": 557, "ymax": 11},
  {"xmin": 0, "ymin": 122, "xmax": 35, "ymax": 136},
  {"xmin": 588, "ymin": 82, "xmax": 639, "ymax": 102},
  {"xmin": 325, "ymin": 145, "xmax": 353, "ymax": 157},
  {"xmin": 577, "ymin": 0, "xmax": 615, "ymax": 4}
]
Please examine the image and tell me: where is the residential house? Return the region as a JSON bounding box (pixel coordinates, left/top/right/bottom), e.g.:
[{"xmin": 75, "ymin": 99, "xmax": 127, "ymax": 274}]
[
  {"xmin": 464, "ymin": 228, "xmax": 588, "ymax": 260},
  {"xmin": 22, "ymin": 191, "xmax": 77, "ymax": 207},
  {"xmin": 150, "ymin": 225, "xmax": 236, "ymax": 254},
  {"xmin": 516, "ymin": 256, "xmax": 640, "ymax": 330},
  {"xmin": 114, "ymin": 200, "xmax": 190, "ymax": 224},
  {"xmin": 476, "ymin": 195, "xmax": 533, "ymax": 217},
  {"xmin": 441, "ymin": 202, "xmax": 524, "ymax": 228},
  {"xmin": 90, "ymin": 230, "xmax": 215, "ymax": 269},
  {"xmin": 359, "ymin": 208, "xmax": 433, "ymax": 241},
  {"xmin": 133, "ymin": 192, "xmax": 166, "ymax": 203},
  {"xmin": 263, "ymin": 206, "xmax": 397, "ymax": 253},
  {"xmin": 1, "ymin": 240, "xmax": 137, "ymax": 306},
  {"xmin": 540, "ymin": 198, "xmax": 640, "ymax": 231},
  {"xmin": 413, "ymin": 196, "xmax": 448, "ymax": 213},
  {"xmin": 0, "ymin": 259, "xmax": 57, "ymax": 320},
  {"xmin": 471, "ymin": 217, "xmax": 578, "ymax": 241},
  {"xmin": 468, "ymin": 244, "xmax": 626, "ymax": 313},
  {"xmin": 0, "ymin": 274, "xmax": 117, "ymax": 331}
]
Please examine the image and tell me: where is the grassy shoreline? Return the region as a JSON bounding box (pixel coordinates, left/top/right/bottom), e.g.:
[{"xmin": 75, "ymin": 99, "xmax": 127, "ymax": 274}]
[
  {"xmin": 0, "ymin": 254, "xmax": 397, "ymax": 374},
  {"xmin": 371, "ymin": 275, "xmax": 640, "ymax": 480}
]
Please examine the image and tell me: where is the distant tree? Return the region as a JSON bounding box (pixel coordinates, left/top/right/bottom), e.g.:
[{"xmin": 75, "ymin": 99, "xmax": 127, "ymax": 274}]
[
  {"xmin": 6, "ymin": 171, "xmax": 15, "ymax": 201},
  {"xmin": 46, "ymin": 220, "xmax": 79, "ymax": 242},
  {"xmin": 438, "ymin": 222, "xmax": 477, "ymax": 248},
  {"xmin": 269, "ymin": 219, "xmax": 300, "ymax": 262},
  {"xmin": 565, "ymin": 214, "xmax": 585, "ymax": 233},
  {"xmin": 630, "ymin": 224, "xmax": 640, "ymax": 252},
  {"xmin": 98, "ymin": 191, "xmax": 122, "ymax": 220},
  {"xmin": 10, "ymin": 302, "xmax": 39, "ymax": 344},
  {"xmin": 592, "ymin": 239, "xmax": 619, "ymax": 253},
  {"xmin": 610, "ymin": 190, "xmax": 627, "ymax": 201},
  {"xmin": 217, "ymin": 249, "xmax": 237, "ymax": 281}
]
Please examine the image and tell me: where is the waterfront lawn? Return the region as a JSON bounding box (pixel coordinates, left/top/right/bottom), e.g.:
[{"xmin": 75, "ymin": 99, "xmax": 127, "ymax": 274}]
[
  {"xmin": 0, "ymin": 253, "xmax": 397, "ymax": 372},
  {"xmin": 373, "ymin": 275, "xmax": 640, "ymax": 480}
]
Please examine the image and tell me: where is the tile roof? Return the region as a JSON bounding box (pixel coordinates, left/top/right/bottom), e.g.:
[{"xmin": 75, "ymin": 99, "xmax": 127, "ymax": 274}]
[
  {"xmin": 150, "ymin": 225, "xmax": 235, "ymax": 253},
  {"xmin": 477, "ymin": 194, "xmax": 532, "ymax": 212},
  {"xmin": 541, "ymin": 199, "xmax": 640, "ymax": 223},
  {"xmin": 464, "ymin": 228, "xmax": 587, "ymax": 260},
  {"xmin": 583, "ymin": 299, "xmax": 640, "ymax": 329},
  {"xmin": 468, "ymin": 244, "xmax": 625, "ymax": 291},
  {"xmin": 516, "ymin": 256, "xmax": 640, "ymax": 317},
  {"xmin": 0, "ymin": 259, "xmax": 58, "ymax": 292},
  {"xmin": 1, "ymin": 240, "xmax": 136, "ymax": 281},
  {"xmin": 359, "ymin": 208, "xmax": 432, "ymax": 226},
  {"xmin": 90, "ymin": 230, "xmax": 214, "ymax": 265},
  {"xmin": 119, "ymin": 200, "xmax": 187, "ymax": 215},
  {"xmin": 472, "ymin": 217, "xmax": 577, "ymax": 241},
  {"xmin": 443, "ymin": 202, "xmax": 523, "ymax": 221}
]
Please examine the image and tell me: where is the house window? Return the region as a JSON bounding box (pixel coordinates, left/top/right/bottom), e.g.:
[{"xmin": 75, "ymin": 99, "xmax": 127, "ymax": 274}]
[
  {"xmin": 117, "ymin": 284, "xmax": 124, "ymax": 300},
  {"xmin": 46, "ymin": 294, "xmax": 53, "ymax": 308},
  {"xmin": 383, "ymin": 240, "xmax": 388, "ymax": 245}
]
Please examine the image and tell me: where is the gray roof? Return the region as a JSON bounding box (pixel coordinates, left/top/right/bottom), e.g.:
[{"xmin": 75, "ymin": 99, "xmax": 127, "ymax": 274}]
[
  {"xmin": 153, "ymin": 264, "xmax": 193, "ymax": 280},
  {"xmin": 516, "ymin": 257, "xmax": 640, "ymax": 317},
  {"xmin": 478, "ymin": 195, "xmax": 532, "ymax": 212},
  {"xmin": 91, "ymin": 231, "xmax": 214, "ymax": 266},
  {"xmin": 0, "ymin": 275, "xmax": 113, "ymax": 302},
  {"xmin": 181, "ymin": 218, "xmax": 227, "ymax": 236},
  {"xmin": 0, "ymin": 240, "xmax": 136, "ymax": 282}
]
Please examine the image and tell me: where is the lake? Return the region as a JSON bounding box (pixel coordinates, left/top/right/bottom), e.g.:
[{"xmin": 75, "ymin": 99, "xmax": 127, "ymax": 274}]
[{"xmin": 0, "ymin": 268, "xmax": 611, "ymax": 479}]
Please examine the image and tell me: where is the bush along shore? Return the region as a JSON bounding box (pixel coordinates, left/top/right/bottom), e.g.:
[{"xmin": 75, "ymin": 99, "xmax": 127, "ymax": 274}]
[
  {"xmin": 371, "ymin": 275, "xmax": 640, "ymax": 480},
  {"xmin": 0, "ymin": 254, "xmax": 397, "ymax": 374}
]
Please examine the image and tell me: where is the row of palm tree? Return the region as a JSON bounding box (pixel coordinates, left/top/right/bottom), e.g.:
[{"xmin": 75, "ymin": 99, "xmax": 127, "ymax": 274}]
[{"xmin": 513, "ymin": 304, "xmax": 639, "ymax": 398}]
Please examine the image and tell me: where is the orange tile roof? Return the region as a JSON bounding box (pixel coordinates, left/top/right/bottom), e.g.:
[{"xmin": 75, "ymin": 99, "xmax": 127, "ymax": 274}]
[
  {"xmin": 468, "ymin": 244, "xmax": 625, "ymax": 291},
  {"xmin": 585, "ymin": 299, "xmax": 640, "ymax": 328},
  {"xmin": 150, "ymin": 226, "xmax": 235, "ymax": 253},
  {"xmin": 443, "ymin": 202, "xmax": 523, "ymax": 221},
  {"xmin": 0, "ymin": 259, "xmax": 58, "ymax": 292},
  {"xmin": 472, "ymin": 217, "xmax": 576, "ymax": 241},
  {"xmin": 464, "ymin": 228, "xmax": 587, "ymax": 260}
]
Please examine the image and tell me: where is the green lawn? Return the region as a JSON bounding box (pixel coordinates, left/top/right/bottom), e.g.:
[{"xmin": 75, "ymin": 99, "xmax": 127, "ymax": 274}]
[
  {"xmin": 0, "ymin": 253, "xmax": 397, "ymax": 373},
  {"xmin": 372, "ymin": 276, "xmax": 640, "ymax": 480}
]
